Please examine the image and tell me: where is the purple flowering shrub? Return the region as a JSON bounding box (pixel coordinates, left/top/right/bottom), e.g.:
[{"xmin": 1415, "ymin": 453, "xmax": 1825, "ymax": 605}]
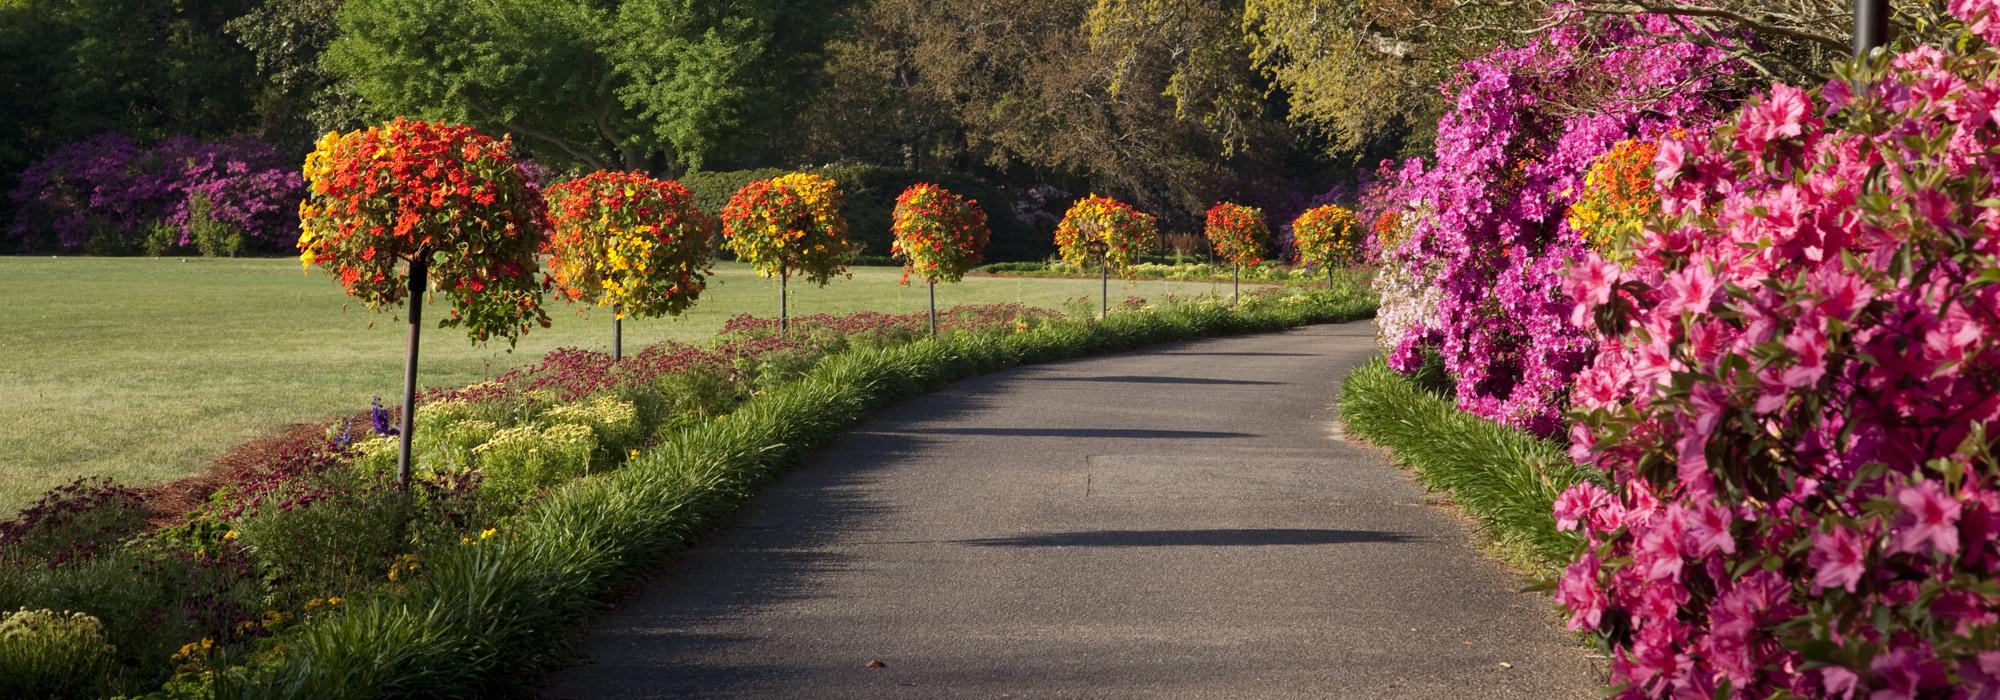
[
  {"xmin": 1554, "ymin": 7, "xmax": 2000, "ymax": 695},
  {"xmin": 1374, "ymin": 12, "xmax": 1742, "ymax": 436},
  {"xmin": 6, "ymin": 134, "xmax": 302, "ymax": 254}
]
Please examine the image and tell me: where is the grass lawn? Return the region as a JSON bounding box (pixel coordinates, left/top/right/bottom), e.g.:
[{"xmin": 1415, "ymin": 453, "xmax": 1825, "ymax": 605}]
[{"xmin": 0, "ymin": 256, "xmax": 1237, "ymax": 512}]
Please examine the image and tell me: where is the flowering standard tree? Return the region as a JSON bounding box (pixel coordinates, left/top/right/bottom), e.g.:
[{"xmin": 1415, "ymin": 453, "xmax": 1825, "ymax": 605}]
[
  {"xmin": 1290, "ymin": 204, "xmax": 1364, "ymax": 281},
  {"xmin": 297, "ymin": 118, "xmax": 551, "ymax": 484},
  {"xmin": 1203, "ymin": 202, "xmax": 1269, "ymax": 304},
  {"xmin": 1553, "ymin": 10, "xmax": 2000, "ymax": 695},
  {"xmin": 1055, "ymin": 194, "xmax": 1156, "ymax": 318},
  {"xmin": 544, "ymin": 171, "xmax": 716, "ymax": 359},
  {"xmin": 890, "ymin": 183, "xmax": 990, "ymax": 334},
  {"xmin": 720, "ymin": 172, "xmax": 856, "ymax": 331}
]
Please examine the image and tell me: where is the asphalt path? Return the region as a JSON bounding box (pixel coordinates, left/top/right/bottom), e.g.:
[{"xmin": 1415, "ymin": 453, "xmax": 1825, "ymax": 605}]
[{"xmin": 542, "ymin": 321, "xmax": 1601, "ymax": 699}]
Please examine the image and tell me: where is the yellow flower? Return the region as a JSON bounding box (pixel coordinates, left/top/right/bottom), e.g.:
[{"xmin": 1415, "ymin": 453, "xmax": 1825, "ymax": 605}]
[
  {"xmin": 222, "ymin": 529, "xmax": 239, "ymax": 541},
  {"xmin": 479, "ymin": 528, "xmax": 498, "ymax": 541}
]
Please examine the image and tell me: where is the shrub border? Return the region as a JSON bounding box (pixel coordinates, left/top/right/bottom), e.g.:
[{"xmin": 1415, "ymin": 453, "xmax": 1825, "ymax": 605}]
[{"xmin": 213, "ymin": 292, "xmax": 1376, "ymax": 698}]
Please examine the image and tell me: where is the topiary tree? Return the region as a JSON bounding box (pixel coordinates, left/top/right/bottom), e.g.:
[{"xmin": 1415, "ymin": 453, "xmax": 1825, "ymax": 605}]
[
  {"xmin": 298, "ymin": 118, "xmax": 550, "ymax": 485},
  {"xmin": 720, "ymin": 172, "xmax": 856, "ymax": 331},
  {"xmin": 1203, "ymin": 202, "xmax": 1270, "ymax": 304},
  {"xmin": 543, "ymin": 171, "xmax": 716, "ymax": 359},
  {"xmin": 890, "ymin": 183, "xmax": 990, "ymax": 334},
  {"xmin": 1290, "ymin": 204, "xmax": 1364, "ymax": 282},
  {"xmin": 1055, "ymin": 194, "xmax": 1156, "ymax": 318}
]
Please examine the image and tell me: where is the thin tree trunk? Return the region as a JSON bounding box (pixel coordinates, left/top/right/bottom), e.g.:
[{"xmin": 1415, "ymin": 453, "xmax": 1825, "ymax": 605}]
[
  {"xmin": 612, "ymin": 303, "xmax": 623, "ymax": 361},
  {"xmin": 396, "ymin": 255, "xmax": 428, "ymax": 487}
]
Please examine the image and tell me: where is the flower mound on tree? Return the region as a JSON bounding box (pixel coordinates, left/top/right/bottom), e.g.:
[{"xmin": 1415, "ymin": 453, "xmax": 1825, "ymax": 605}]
[
  {"xmin": 1203, "ymin": 202, "xmax": 1269, "ymax": 267},
  {"xmin": 1374, "ymin": 14, "xmax": 1742, "ymax": 435},
  {"xmin": 720, "ymin": 172, "xmax": 856, "ymax": 285},
  {"xmin": 1054, "ymin": 194, "xmax": 1156, "ymax": 275},
  {"xmin": 1291, "ymin": 204, "xmax": 1364, "ymax": 269},
  {"xmin": 544, "ymin": 171, "xmax": 715, "ymax": 318},
  {"xmin": 297, "ymin": 118, "xmax": 550, "ymax": 343},
  {"xmin": 890, "ymin": 183, "xmax": 990, "ymax": 284},
  {"xmin": 1555, "ymin": 12, "xmax": 2000, "ymax": 696}
]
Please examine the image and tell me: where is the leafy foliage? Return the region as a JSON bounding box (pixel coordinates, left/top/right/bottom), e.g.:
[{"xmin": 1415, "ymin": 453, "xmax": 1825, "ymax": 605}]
[
  {"xmin": 544, "ymin": 171, "xmax": 716, "ymax": 319},
  {"xmin": 720, "ymin": 173, "xmax": 857, "ymax": 285},
  {"xmin": 1290, "ymin": 204, "xmax": 1364, "ymax": 269},
  {"xmin": 1054, "ymin": 195, "xmax": 1157, "ymax": 275},
  {"xmin": 890, "ymin": 183, "xmax": 989, "ymax": 284},
  {"xmin": 297, "ymin": 119, "xmax": 551, "ymax": 344},
  {"xmin": 1202, "ymin": 202, "xmax": 1270, "ymax": 267}
]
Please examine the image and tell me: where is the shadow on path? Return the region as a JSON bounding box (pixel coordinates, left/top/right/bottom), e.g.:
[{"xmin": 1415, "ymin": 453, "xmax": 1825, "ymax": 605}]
[
  {"xmin": 1033, "ymin": 374, "xmax": 1285, "ymax": 386},
  {"xmin": 954, "ymin": 528, "xmax": 1416, "ymax": 548},
  {"xmin": 883, "ymin": 427, "xmax": 1257, "ymax": 440}
]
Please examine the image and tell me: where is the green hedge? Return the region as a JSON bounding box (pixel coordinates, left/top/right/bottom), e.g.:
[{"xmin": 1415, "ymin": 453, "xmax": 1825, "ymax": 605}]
[
  {"xmin": 1337, "ymin": 359, "xmax": 1596, "ymax": 573},
  {"xmin": 680, "ymin": 164, "xmax": 1050, "ymax": 262},
  {"xmin": 199, "ymin": 291, "xmax": 1375, "ymax": 698}
]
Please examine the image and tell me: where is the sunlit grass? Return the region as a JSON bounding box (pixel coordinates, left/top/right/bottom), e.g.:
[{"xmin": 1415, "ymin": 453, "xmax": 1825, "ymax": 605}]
[{"xmin": 0, "ymin": 256, "xmax": 1227, "ymax": 511}]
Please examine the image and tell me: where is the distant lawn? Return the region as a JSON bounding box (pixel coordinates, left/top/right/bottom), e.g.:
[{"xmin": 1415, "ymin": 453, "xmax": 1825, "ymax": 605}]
[{"xmin": 1, "ymin": 257, "xmax": 1233, "ymax": 512}]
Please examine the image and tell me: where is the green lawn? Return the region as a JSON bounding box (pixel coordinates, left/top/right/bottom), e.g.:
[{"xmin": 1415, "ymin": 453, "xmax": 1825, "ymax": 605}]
[{"xmin": 1, "ymin": 257, "xmax": 1236, "ymax": 512}]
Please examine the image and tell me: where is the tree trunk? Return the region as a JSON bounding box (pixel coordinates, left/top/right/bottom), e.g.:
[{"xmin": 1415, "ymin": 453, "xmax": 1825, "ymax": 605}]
[{"xmin": 396, "ymin": 255, "xmax": 428, "ymax": 487}]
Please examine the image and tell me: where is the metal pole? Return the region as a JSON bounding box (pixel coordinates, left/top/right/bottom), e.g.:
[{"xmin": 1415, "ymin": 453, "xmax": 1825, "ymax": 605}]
[
  {"xmin": 779, "ymin": 270, "xmax": 789, "ymax": 334},
  {"xmin": 396, "ymin": 254, "xmax": 427, "ymax": 487},
  {"xmin": 1233, "ymin": 263, "xmax": 1240, "ymax": 306},
  {"xmin": 1852, "ymin": 0, "xmax": 1888, "ymax": 57},
  {"xmin": 928, "ymin": 281, "xmax": 937, "ymax": 336},
  {"xmin": 1100, "ymin": 262, "xmax": 1109, "ymax": 320},
  {"xmin": 612, "ymin": 304, "xmax": 623, "ymax": 361}
]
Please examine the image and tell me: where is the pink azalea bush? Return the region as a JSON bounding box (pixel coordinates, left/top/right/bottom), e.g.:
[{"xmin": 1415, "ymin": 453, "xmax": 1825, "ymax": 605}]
[
  {"xmin": 1556, "ymin": 7, "xmax": 2000, "ymax": 695},
  {"xmin": 1374, "ymin": 11, "xmax": 1741, "ymax": 434}
]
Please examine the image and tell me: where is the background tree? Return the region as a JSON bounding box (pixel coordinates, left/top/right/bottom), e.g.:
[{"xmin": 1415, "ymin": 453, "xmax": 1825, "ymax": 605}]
[
  {"xmin": 226, "ymin": 0, "xmax": 369, "ymax": 149},
  {"xmin": 544, "ymin": 171, "xmax": 717, "ymax": 359},
  {"xmin": 297, "ymin": 119, "xmax": 551, "ymax": 484},
  {"xmin": 720, "ymin": 173, "xmax": 856, "ymax": 331},
  {"xmin": 890, "ymin": 183, "xmax": 990, "ymax": 333},
  {"xmin": 326, "ymin": 0, "xmax": 850, "ymax": 174}
]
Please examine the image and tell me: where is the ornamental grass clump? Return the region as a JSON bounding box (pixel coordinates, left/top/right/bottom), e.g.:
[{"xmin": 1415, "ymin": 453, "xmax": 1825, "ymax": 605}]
[
  {"xmin": 298, "ymin": 118, "xmax": 551, "ymax": 485},
  {"xmin": 1055, "ymin": 194, "xmax": 1157, "ymax": 318},
  {"xmin": 721, "ymin": 172, "xmax": 857, "ymax": 331},
  {"xmin": 1204, "ymin": 202, "xmax": 1270, "ymax": 304},
  {"xmin": 0, "ymin": 608, "xmax": 117, "ymax": 699},
  {"xmin": 544, "ymin": 171, "xmax": 716, "ymax": 359},
  {"xmin": 1553, "ymin": 8, "xmax": 2000, "ymax": 695},
  {"xmin": 891, "ymin": 183, "xmax": 991, "ymax": 333}
]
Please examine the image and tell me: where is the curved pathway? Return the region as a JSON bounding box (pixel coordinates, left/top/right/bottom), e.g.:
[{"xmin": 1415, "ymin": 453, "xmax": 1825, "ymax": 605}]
[{"xmin": 542, "ymin": 322, "xmax": 1600, "ymax": 699}]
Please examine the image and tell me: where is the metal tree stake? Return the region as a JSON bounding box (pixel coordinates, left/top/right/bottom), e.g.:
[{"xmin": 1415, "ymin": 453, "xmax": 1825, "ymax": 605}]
[
  {"xmin": 928, "ymin": 281, "xmax": 938, "ymax": 335},
  {"xmin": 612, "ymin": 303, "xmax": 623, "ymax": 361},
  {"xmin": 1853, "ymin": 0, "xmax": 1888, "ymax": 57},
  {"xmin": 1232, "ymin": 262, "xmax": 1241, "ymax": 306},
  {"xmin": 395, "ymin": 253, "xmax": 428, "ymax": 487},
  {"xmin": 779, "ymin": 268, "xmax": 790, "ymax": 334}
]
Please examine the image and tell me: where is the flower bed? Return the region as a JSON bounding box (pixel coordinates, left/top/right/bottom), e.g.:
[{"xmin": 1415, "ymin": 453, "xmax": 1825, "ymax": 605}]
[{"xmin": 0, "ymin": 285, "xmax": 1373, "ymax": 697}]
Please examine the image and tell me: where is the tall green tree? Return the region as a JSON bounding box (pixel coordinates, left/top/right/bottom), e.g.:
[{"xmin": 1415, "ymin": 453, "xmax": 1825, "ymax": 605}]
[
  {"xmin": 226, "ymin": 0, "xmax": 368, "ymax": 149},
  {"xmin": 325, "ymin": 0, "xmax": 848, "ymax": 172}
]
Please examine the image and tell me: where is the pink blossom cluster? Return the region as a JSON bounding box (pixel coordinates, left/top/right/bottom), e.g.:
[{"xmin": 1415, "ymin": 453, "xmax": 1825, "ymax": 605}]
[
  {"xmin": 1556, "ymin": 12, "xmax": 2000, "ymax": 695},
  {"xmin": 1374, "ymin": 11, "xmax": 1741, "ymax": 435}
]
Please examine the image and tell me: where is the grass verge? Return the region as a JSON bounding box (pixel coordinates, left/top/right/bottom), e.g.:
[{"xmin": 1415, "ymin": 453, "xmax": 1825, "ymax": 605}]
[
  {"xmin": 190, "ymin": 291, "xmax": 1374, "ymax": 698},
  {"xmin": 1337, "ymin": 358, "xmax": 1595, "ymax": 574}
]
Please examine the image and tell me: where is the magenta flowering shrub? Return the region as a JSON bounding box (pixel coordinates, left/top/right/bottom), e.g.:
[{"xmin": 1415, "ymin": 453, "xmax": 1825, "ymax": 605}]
[
  {"xmin": 1555, "ymin": 10, "xmax": 2000, "ymax": 695},
  {"xmin": 5, "ymin": 134, "xmax": 303, "ymax": 253},
  {"xmin": 1375, "ymin": 12, "xmax": 1742, "ymax": 435}
]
